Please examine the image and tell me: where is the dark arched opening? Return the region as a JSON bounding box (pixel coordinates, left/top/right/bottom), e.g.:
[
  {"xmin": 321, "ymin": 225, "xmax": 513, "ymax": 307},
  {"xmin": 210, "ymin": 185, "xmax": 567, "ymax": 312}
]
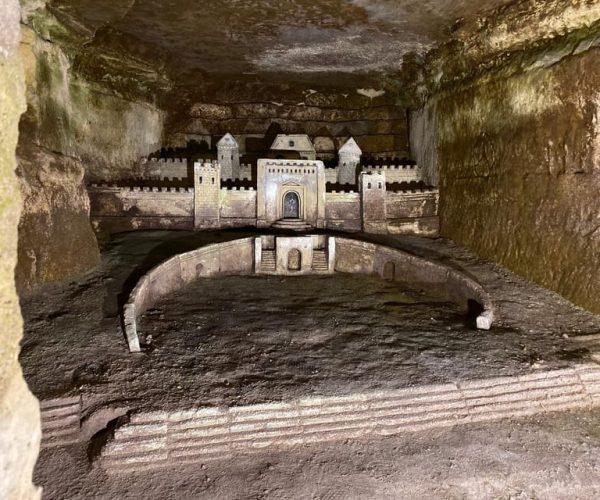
[{"xmin": 283, "ymin": 191, "xmax": 300, "ymax": 219}]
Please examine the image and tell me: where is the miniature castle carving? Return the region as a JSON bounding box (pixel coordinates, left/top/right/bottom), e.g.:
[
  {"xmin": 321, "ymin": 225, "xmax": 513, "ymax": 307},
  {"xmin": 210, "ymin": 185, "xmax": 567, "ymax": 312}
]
[
  {"xmin": 88, "ymin": 134, "xmax": 439, "ymax": 236},
  {"xmin": 217, "ymin": 133, "xmax": 240, "ymax": 179},
  {"xmin": 338, "ymin": 137, "xmax": 362, "ymax": 185},
  {"xmin": 270, "ymin": 134, "xmax": 316, "ymax": 161}
]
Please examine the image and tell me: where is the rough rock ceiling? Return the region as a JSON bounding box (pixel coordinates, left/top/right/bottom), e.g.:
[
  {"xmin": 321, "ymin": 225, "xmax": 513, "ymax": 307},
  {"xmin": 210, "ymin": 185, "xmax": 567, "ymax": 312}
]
[{"xmin": 47, "ymin": 0, "xmax": 513, "ymax": 86}]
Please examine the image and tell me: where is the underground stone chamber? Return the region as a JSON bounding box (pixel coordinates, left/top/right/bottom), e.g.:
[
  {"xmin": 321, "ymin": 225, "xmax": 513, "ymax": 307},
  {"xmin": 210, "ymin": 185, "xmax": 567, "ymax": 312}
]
[{"xmin": 4, "ymin": 0, "xmax": 600, "ymax": 498}]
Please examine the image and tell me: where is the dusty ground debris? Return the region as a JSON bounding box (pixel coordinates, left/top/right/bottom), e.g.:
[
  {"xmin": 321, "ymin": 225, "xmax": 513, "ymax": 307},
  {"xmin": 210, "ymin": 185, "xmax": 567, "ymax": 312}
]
[{"xmin": 20, "ymin": 231, "xmax": 600, "ymax": 498}]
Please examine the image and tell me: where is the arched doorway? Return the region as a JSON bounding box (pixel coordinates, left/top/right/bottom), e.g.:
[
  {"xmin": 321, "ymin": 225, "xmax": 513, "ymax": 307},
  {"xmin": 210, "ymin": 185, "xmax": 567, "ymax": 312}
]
[
  {"xmin": 283, "ymin": 191, "xmax": 300, "ymax": 219},
  {"xmin": 287, "ymin": 249, "xmax": 302, "ymax": 271}
]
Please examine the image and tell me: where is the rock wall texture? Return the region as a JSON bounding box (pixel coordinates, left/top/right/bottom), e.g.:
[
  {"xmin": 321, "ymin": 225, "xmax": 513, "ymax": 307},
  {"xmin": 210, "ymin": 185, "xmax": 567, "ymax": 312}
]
[
  {"xmin": 0, "ymin": 0, "xmax": 41, "ymax": 498},
  {"xmin": 19, "ymin": 25, "xmax": 164, "ymax": 180},
  {"xmin": 412, "ymin": 0, "xmax": 600, "ymax": 313},
  {"xmin": 15, "ymin": 144, "xmax": 101, "ymax": 290},
  {"xmin": 167, "ymin": 83, "xmax": 410, "ymax": 158},
  {"xmin": 16, "ymin": 4, "xmax": 165, "ymax": 290}
]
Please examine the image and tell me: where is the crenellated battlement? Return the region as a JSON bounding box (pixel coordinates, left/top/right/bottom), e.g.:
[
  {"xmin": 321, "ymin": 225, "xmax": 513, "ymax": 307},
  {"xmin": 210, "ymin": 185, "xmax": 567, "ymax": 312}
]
[
  {"xmin": 362, "ymin": 164, "xmax": 420, "ymax": 171},
  {"xmin": 387, "ymin": 187, "xmax": 438, "ymax": 194},
  {"xmin": 91, "ymin": 137, "xmax": 437, "ymax": 237},
  {"xmin": 194, "ymin": 160, "xmax": 220, "ymax": 169},
  {"xmin": 264, "ymin": 159, "xmax": 320, "ymax": 168},
  {"xmin": 220, "ymin": 186, "xmax": 256, "ymax": 192},
  {"xmin": 143, "ymin": 157, "xmax": 188, "ymax": 165},
  {"xmin": 90, "ymin": 183, "xmax": 193, "ymax": 194}
]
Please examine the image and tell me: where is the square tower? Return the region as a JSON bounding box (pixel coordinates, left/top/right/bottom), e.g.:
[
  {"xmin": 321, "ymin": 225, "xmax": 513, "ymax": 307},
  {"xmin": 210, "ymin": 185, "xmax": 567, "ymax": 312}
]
[
  {"xmin": 338, "ymin": 137, "xmax": 362, "ymax": 185},
  {"xmin": 194, "ymin": 161, "xmax": 221, "ymax": 229},
  {"xmin": 216, "ymin": 133, "xmax": 240, "ymax": 180},
  {"xmin": 360, "ymin": 171, "xmax": 387, "ymax": 234}
]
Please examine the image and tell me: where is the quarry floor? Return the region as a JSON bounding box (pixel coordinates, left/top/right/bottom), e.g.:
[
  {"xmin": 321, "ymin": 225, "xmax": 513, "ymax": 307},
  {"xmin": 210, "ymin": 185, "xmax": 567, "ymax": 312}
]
[{"xmin": 19, "ymin": 230, "xmax": 600, "ymax": 499}]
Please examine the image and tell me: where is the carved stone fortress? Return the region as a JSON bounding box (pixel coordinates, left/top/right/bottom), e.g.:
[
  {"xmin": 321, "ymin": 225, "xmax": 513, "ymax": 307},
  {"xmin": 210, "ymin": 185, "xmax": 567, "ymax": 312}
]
[{"xmin": 89, "ymin": 134, "xmax": 439, "ymax": 236}]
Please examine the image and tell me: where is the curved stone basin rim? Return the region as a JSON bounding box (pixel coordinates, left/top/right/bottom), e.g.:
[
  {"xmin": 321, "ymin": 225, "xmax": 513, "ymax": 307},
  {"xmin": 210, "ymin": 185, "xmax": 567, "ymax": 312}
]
[{"xmin": 122, "ymin": 235, "xmax": 495, "ymax": 352}]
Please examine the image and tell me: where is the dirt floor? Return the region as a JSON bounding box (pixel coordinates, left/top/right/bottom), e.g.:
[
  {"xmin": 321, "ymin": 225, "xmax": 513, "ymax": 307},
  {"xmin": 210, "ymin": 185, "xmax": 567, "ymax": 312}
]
[{"xmin": 19, "ymin": 230, "xmax": 600, "ymax": 498}]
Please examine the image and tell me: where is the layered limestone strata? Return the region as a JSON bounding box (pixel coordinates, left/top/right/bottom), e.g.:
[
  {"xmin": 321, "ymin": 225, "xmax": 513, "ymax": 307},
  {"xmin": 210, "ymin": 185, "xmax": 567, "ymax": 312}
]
[
  {"xmin": 15, "ymin": 145, "xmax": 101, "ymax": 290},
  {"xmin": 0, "ymin": 0, "xmax": 41, "ymax": 497},
  {"xmin": 16, "ymin": 14, "xmax": 164, "ymax": 289},
  {"xmin": 411, "ymin": 1, "xmax": 600, "ymax": 314},
  {"xmin": 166, "ymin": 85, "xmax": 410, "ymax": 158}
]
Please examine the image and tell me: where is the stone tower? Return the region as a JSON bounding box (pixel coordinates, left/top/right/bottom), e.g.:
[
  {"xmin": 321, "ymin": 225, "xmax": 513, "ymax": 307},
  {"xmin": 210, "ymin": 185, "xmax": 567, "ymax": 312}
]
[
  {"xmin": 338, "ymin": 137, "xmax": 362, "ymax": 185},
  {"xmin": 216, "ymin": 133, "xmax": 240, "ymax": 180},
  {"xmin": 360, "ymin": 171, "xmax": 387, "ymax": 234},
  {"xmin": 193, "ymin": 161, "xmax": 221, "ymax": 229}
]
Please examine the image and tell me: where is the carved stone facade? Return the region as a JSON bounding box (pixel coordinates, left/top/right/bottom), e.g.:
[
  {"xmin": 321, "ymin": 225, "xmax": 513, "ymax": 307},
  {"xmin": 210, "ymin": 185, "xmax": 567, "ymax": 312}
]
[
  {"xmin": 217, "ymin": 133, "xmax": 240, "ymax": 180},
  {"xmin": 337, "ymin": 137, "xmax": 362, "ymax": 185},
  {"xmin": 256, "ymin": 159, "xmax": 326, "ymax": 229},
  {"xmin": 88, "ymin": 134, "xmax": 439, "ymax": 236},
  {"xmin": 270, "ymin": 134, "xmax": 316, "ymax": 160}
]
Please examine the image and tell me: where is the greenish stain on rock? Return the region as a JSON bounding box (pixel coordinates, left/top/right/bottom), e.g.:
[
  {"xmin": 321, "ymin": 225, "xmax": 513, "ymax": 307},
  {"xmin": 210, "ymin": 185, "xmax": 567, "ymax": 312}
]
[{"xmin": 435, "ymin": 47, "xmax": 600, "ymax": 314}]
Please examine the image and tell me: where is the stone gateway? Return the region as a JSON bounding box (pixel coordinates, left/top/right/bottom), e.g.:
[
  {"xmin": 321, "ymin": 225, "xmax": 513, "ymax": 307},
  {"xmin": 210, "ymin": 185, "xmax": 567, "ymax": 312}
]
[{"xmin": 283, "ymin": 191, "xmax": 300, "ymax": 219}]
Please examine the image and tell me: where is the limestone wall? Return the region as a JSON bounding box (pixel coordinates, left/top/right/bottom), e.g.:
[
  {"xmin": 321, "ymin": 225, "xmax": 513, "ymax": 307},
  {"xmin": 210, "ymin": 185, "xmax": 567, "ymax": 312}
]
[
  {"xmin": 89, "ymin": 186, "xmax": 194, "ymax": 234},
  {"xmin": 334, "ymin": 238, "xmax": 492, "ymax": 320},
  {"xmin": 238, "ymin": 164, "xmax": 253, "ymax": 180},
  {"xmin": 90, "ymin": 186, "xmax": 193, "ymax": 215},
  {"xmin": 16, "ymin": 146, "xmax": 101, "ymax": 290},
  {"xmin": 325, "ymin": 168, "xmax": 338, "ymax": 184},
  {"xmin": 324, "ymin": 192, "xmax": 361, "ymax": 231},
  {"xmin": 219, "ymin": 188, "xmax": 257, "ymax": 227},
  {"xmin": 412, "ymin": 3, "xmax": 600, "ymax": 313},
  {"xmin": 142, "ymin": 158, "xmax": 188, "ymax": 180},
  {"xmin": 15, "ymin": 14, "xmax": 165, "ymax": 290},
  {"xmin": 124, "ymin": 238, "xmax": 256, "ymax": 351},
  {"xmin": 385, "ymin": 190, "xmax": 439, "ymax": 236},
  {"xmin": 19, "ymin": 24, "xmax": 164, "ymax": 180},
  {"xmin": 0, "ymin": 0, "xmax": 41, "ymax": 497},
  {"xmin": 361, "ymin": 165, "xmax": 423, "ymax": 184},
  {"xmin": 386, "ymin": 191, "xmax": 438, "ymax": 219},
  {"xmin": 167, "ymin": 86, "xmax": 410, "ymax": 159}
]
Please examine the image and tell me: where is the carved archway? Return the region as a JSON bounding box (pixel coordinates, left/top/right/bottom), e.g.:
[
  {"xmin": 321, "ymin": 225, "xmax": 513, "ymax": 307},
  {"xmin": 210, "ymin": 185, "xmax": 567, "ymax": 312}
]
[
  {"xmin": 383, "ymin": 261, "xmax": 395, "ymax": 281},
  {"xmin": 283, "ymin": 191, "xmax": 300, "ymax": 219},
  {"xmin": 287, "ymin": 249, "xmax": 302, "ymax": 271}
]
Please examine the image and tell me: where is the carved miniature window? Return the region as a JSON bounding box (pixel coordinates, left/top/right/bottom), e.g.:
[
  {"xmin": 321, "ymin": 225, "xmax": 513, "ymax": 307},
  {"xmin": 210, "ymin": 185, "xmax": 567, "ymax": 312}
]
[
  {"xmin": 212, "ymin": 177, "xmax": 215, "ymax": 184},
  {"xmin": 289, "ymin": 140, "xmax": 295, "ymax": 147},
  {"xmin": 378, "ymin": 182, "xmax": 382, "ymax": 189},
  {"xmin": 199, "ymin": 176, "xmax": 202, "ymax": 184},
  {"xmin": 283, "ymin": 191, "xmax": 300, "ymax": 219},
  {"xmin": 287, "ymin": 249, "xmax": 301, "ymax": 271},
  {"xmin": 367, "ymin": 182, "xmax": 372, "ymax": 189},
  {"xmin": 383, "ymin": 262, "xmax": 395, "ymax": 281}
]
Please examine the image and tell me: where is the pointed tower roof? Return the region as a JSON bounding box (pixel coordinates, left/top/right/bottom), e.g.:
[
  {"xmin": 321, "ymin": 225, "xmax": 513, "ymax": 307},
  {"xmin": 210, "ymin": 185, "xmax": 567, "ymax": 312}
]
[
  {"xmin": 339, "ymin": 137, "xmax": 362, "ymax": 156},
  {"xmin": 217, "ymin": 133, "xmax": 239, "ymax": 148},
  {"xmin": 270, "ymin": 134, "xmax": 315, "ymax": 153}
]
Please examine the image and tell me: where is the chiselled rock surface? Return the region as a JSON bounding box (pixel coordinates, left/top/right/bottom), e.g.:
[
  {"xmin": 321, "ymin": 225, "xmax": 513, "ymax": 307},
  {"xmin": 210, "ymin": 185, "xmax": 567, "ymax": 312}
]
[
  {"xmin": 412, "ymin": 1, "xmax": 600, "ymax": 313},
  {"xmin": 15, "ymin": 145, "xmax": 100, "ymax": 291},
  {"xmin": 167, "ymin": 84, "xmax": 410, "ymax": 158},
  {"xmin": 19, "ymin": 26, "xmax": 164, "ymax": 179},
  {"xmin": 0, "ymin": 0, "xmax": 41, "ymax": 498}
]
